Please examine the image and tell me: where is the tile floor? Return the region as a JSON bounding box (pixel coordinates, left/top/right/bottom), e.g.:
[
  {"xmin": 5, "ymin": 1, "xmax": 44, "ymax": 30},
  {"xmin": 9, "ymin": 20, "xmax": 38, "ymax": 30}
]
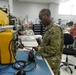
[{"xmin": 60, "ymin": 54, "xmax": 76, "ymax": 75}]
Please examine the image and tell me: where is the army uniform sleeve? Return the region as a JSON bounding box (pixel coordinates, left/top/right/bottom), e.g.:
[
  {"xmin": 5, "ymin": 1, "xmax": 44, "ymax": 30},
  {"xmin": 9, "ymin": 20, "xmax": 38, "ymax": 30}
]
[{"xmin": 38, "ymin": 26, "xmax": 63, "ymax": 57}]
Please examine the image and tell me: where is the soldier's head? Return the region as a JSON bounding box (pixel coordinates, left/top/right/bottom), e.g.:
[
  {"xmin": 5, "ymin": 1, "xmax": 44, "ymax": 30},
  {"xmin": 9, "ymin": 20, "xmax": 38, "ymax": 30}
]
[{"xmin": 39, "ymin": 8, "xmax": 51, "ymax": 25}]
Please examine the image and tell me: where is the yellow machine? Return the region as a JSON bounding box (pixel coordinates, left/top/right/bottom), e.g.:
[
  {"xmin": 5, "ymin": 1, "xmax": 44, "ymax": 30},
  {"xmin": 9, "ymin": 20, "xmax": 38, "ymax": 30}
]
[
  {"xmin": 0, "ymin": 30, "xmax": 18, "ymax": 64},
  {"xmin": 0, "ymin": 10, "xmax": 9, "ymax": 26}
]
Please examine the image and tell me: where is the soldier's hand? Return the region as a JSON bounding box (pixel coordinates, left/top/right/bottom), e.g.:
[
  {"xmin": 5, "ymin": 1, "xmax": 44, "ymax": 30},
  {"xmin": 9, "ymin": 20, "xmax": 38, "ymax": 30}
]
[{"xmin": 33, "ymin": 47, "xmax": 38, "ymax": 51}]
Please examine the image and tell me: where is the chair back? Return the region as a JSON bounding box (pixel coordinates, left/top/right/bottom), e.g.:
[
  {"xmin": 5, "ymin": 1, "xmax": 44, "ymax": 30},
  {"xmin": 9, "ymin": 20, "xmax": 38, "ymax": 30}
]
[{"xmin": 64, "ymin": 33, "xmax": 74, "ymax": 45}]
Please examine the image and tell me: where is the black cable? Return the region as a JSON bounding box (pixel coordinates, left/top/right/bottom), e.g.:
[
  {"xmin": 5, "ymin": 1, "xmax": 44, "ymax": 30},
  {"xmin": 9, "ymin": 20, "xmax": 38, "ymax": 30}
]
[
  {"xmin": 0, "ymin": 71, "xmax": 14, "ymax": 74},
  {"xmin": 10, "ymin": 38, "xmax": 26, "ymax": 67},
  {"xmin": 8, "ymin": 38, "xmax": 13, "ymax": 64},
  {"xmin": 0, "ymin": 65, "xmax": 10, "ymax": 73},
  {"xmin": 12, "ymin": 55, "xmax": 36, "ymax": 72},
  {"xmin": 0, "ymin": 36, "xmax": 17, "ymax": 73},
  {"xmin": 1, "ymin": 36, "xmax": 37, "ymax": 74},
  {"xmin": 12, "ymin": 60, "xmax": 26, "ymax": 70},
  {"xmin": 24, "ymin": 61, "xmax": 36, "ymax": 72},
  {"xmin": 0, "ymin": 37, "xmax": 25, "ymax": 73},
  {"xmin": 11, "ymin": 38, "xmax": 36, "ymax": 71},
  {"xmin": 12, "ymin": 39, "xmax": 37, "ymax": 72},
  {"xmin": 12, "ymin": 61, "xmax": 37, "ymax": 72}
]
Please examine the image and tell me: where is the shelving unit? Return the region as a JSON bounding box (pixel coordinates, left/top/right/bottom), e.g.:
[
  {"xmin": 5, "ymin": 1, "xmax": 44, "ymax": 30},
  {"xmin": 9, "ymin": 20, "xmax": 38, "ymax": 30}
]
[{"xmin": 32, "ymin": 24, "xmax": 46, "ymax": 35}]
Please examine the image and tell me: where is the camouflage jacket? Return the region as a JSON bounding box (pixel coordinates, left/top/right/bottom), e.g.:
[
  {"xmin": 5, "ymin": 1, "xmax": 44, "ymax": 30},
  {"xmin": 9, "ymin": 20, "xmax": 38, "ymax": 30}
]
[
  {"xmin": 38, "ymin": 21, "xmax": 64, "ymax": 57},
  {"xmin": 38, "ymin": 21, "xmax": 64, "ymax": 74}
]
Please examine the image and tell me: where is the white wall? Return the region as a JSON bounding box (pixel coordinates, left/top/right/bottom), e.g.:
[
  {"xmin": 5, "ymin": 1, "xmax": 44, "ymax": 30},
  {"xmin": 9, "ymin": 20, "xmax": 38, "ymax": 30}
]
[
  {"xmin": 0, "ymin": 0, "xmax": 8, "ymax": 8},
  {"xmin": 58, "ymin": 15, "xmax": 76, "ymax": 23},
  {"xmin": 0, "ymin": 0, "xmax": 76, "ymax": 23},
  {"xmin": 49, "ymin": 3, "xmax": 59, "ymax": 21},
  {"xmin": 49, "ymin": 3, "xmax": 76, "ymax": 23},
  {"xmin": 13, "ymin": 1, "xmax": 49, "ymax": 20}
]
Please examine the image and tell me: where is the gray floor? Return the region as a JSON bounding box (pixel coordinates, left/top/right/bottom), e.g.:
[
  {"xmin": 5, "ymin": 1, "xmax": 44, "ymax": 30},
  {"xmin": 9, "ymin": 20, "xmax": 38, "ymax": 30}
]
[{"xmin": 60, "ymin": 54, "xmax": 76, "ymax": 75}]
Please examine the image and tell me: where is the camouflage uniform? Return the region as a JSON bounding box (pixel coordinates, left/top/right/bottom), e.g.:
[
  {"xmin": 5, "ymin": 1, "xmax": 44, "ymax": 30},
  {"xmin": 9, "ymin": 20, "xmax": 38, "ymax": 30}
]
[{"xmin": 38, "ymin": 21, "xmax": 64, "ymax": 75}]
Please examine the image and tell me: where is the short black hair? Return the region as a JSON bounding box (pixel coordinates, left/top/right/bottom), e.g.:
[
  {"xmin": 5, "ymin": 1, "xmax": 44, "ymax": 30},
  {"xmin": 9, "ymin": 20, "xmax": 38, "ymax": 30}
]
[{"xmin": 39, "ymin": 8, "xmax": 51, "ymax": 16}]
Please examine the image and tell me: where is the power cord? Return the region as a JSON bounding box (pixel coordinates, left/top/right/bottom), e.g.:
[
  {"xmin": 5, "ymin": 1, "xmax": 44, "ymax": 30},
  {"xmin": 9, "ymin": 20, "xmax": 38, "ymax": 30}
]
[
  {"xmin": 11, "ymin": 38, "xmax": 37, "ymax": 72},
  {"xmin": 0, "ymin": 65, "xmax": 11, "ymax": 73},
  {"xmin": 0, "ymin": 71, "xmax": 14, "ymax": 74},
  {"xmin": 0, "ymin": 37, "xmax": 37, "ymax": 74},
  {"xmin": 12, "ymin": 60, "xmax": 26, "ymax": 70}
]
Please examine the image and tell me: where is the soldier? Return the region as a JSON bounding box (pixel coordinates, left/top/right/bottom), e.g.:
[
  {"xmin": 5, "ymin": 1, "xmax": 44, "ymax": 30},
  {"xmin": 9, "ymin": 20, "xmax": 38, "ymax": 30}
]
[{"xmin": 34, "ymin": 8, "xmax": 64, "ymax": 75}]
